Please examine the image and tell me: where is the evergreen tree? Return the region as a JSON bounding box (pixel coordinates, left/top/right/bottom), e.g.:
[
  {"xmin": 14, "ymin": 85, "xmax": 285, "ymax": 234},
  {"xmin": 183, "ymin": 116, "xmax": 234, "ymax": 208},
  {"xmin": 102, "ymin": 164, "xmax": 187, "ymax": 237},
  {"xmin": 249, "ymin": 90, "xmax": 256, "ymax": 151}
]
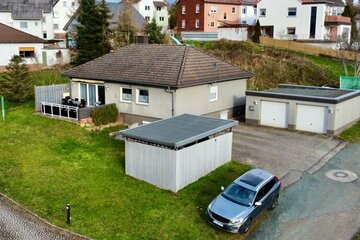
[
  {"xmin": 342, "ymin": 3, "xmax": 358, "ymax": 42},
  {"xmin": 253, "ymin": 20, "xmax": 261, "ymax": 43},
  {"xmin": 114, "ymin": 1, "xmax": 138, "ymax": 48},
  {"xmin": 98, "ymin": 0, "xmax": 112, "ymax": 53},
  {"xmin": 0, "ymin": 55, "xmax": 33, "ymax": 102},
  {"xmin": 146, "ymin": 18, "xmax": 164, "ymax": 44},
  {"xmin": 75, "ymin": 0, "xmax": 111, "ymax": 65}
]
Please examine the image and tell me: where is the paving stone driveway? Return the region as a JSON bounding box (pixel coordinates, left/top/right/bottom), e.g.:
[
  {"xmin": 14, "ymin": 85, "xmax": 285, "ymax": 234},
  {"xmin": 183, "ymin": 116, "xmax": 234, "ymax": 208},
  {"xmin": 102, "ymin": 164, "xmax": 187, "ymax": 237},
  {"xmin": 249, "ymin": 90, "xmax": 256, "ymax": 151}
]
[{"xmin": 232, "ymin": 124, "xmax": 346, "ymax": 187}]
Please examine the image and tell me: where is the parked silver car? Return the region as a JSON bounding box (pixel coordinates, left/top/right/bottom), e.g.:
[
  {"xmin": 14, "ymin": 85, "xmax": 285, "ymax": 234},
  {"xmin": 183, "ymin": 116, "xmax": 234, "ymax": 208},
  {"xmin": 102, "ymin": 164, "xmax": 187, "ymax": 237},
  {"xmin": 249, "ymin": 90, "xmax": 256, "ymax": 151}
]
[{"xmin": 206, "ymin": 168, "xmax": 281, "ymax": 233}]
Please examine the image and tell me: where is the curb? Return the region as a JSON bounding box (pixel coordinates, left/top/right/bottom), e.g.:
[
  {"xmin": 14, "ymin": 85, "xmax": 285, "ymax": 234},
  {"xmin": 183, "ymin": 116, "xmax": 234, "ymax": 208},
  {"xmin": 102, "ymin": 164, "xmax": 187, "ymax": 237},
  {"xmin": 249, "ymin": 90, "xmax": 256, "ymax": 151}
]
[{"xmin": 0, "ymin": 193, "xmax": 90, "ymax": 240}]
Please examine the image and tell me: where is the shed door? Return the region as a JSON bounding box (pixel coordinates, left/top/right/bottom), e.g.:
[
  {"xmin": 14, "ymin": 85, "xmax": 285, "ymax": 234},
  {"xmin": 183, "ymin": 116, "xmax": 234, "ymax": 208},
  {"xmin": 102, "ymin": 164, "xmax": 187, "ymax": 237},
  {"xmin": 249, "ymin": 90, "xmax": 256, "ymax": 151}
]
[
  {"xmin": 296, "ymin": 105, "xmax": 328, "ymax": 134},
  {"xmin": 260, "ymin": 101, "xmax": 288, "ymax": 128}
]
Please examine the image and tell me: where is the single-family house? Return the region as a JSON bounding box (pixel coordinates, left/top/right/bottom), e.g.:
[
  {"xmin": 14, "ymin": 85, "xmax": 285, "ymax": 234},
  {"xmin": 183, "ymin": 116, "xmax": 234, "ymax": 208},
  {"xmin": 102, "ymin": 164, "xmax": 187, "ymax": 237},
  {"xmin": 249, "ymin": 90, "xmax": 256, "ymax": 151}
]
[
  {"xmin": 245, "ymin": 84, "xmax": 360, "ymax": 135},
  {"xmin": 0, "ymin": 23, "xmax": 45, "ymax": 71},
  {"xmin": 132, "ymin": 0, "xmax": 169, "ymax": 32},
  {"xmin": 257, "ymin": 0, "xmax": 351, "ymax": 41},
  {"xmin": 177, "ymin": 0, "xmax": 257, "ymax": 33},
  {"xmin": 63, "ymin": 44, "xmax": 253, "ymax": 124}
]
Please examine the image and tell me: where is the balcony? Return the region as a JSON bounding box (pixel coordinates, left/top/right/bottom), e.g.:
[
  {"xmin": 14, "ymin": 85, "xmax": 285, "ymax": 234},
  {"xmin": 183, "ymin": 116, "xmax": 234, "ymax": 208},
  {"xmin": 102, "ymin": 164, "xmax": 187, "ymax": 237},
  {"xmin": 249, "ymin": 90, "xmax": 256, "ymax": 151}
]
[{"xmin": 324, "ymin": 16, "xmax": 351, "ymax": 25}]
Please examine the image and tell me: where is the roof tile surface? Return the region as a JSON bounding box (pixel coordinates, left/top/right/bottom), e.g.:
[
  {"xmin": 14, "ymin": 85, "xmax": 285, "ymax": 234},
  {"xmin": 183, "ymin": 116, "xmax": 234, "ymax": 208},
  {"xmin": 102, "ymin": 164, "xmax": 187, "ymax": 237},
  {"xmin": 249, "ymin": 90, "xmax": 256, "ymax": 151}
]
[{"xmin": 0, "ymin": 23, "xmax": 45, "ymax": 43}]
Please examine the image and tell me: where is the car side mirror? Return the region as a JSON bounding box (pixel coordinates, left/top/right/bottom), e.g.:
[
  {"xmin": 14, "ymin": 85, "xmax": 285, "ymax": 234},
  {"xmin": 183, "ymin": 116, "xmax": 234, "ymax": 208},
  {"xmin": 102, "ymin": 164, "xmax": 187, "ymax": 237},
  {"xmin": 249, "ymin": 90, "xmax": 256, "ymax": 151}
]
[
  {"xmin": 221, "ymin": 186, "xmax": 224, "ymax": 191},
  {"xmin": 255, "ymin": 202, "xmax": 262, "ymax": 207}
]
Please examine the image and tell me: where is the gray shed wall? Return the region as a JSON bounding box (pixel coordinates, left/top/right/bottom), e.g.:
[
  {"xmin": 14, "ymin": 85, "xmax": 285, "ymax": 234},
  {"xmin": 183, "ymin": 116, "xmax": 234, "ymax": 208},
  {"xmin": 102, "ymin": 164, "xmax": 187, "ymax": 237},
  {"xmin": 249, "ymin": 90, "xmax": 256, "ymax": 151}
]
[{"xmin": 125, "ymin": 132, "xmax": 233, "ymax": 192}]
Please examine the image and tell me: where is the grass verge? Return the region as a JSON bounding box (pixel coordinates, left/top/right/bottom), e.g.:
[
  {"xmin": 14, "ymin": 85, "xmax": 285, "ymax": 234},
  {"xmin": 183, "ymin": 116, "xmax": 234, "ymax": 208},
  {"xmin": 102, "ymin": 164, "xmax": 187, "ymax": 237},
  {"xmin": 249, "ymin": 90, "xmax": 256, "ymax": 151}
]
[
  {"xmin": 339, "ymin": 120, "xmax": 360, "ymax": 143},
  {"xmin": 0, "ymin": 103, "xmax": 252, "ymax": 239}
]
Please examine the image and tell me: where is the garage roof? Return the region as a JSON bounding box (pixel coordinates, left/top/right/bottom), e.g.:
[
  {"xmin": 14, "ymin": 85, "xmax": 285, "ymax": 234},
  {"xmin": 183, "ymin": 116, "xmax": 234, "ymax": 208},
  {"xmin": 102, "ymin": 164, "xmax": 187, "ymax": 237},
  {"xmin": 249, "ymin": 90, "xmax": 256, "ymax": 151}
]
[
  {"xmin": 246, "ymin": 84, "xmax": 360, "ymax": 104},
  {"xmin": 120, "ymin": 114, "xmax": 238, "ymax": 149}
]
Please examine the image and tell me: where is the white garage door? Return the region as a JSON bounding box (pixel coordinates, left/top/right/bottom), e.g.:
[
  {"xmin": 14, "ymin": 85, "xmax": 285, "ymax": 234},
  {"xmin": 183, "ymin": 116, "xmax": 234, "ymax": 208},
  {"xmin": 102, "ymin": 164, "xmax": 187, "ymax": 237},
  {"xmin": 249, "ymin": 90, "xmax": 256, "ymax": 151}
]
[
  {"xmin": 296, "ymin": 105, "xmax": 328, "ymax": 134},
  {"xmin": 260, "ymin": 101, "xmax": 288, "ymax": 128}
]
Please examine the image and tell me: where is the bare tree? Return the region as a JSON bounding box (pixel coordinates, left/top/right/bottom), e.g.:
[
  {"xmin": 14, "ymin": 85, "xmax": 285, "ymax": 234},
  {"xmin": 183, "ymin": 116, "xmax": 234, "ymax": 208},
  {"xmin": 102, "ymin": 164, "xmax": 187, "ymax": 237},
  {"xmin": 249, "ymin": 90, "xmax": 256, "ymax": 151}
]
[{"xmin": 336, "ymin": 35, "xmax": 360, "ymax": 76}]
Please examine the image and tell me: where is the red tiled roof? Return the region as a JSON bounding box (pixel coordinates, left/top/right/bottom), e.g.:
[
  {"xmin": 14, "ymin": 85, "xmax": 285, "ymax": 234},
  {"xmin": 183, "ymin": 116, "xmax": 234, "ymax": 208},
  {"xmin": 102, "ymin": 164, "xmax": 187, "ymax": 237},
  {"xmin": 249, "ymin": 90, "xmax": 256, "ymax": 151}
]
[{"xmin": 0, "ymin": 23, "xmax": 45, "ymax": 43}]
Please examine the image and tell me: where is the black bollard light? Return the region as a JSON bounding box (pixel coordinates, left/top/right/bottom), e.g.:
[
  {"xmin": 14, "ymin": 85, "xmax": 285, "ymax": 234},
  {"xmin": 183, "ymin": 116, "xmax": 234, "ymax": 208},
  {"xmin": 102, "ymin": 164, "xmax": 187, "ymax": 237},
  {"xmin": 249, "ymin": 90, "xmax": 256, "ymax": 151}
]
[{"xmin": 66, "ymin": 204, "xmax": 71, "ymax": 224}]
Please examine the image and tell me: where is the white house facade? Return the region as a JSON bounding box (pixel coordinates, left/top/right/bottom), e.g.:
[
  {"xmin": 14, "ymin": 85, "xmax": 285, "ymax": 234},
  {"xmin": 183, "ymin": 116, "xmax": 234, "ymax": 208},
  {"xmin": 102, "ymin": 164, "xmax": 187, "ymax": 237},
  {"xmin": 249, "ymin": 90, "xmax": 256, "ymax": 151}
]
[
  {"xmin": 257, "ymin": 0, "xmax": 351, "ymax": 41},
  {"xmin": 240, "ymin": 2, "xmax": 257, "ymax": 25},
  {"xmin": 133, "ymin": 0, "xmax": 168, "ymax": 31}
]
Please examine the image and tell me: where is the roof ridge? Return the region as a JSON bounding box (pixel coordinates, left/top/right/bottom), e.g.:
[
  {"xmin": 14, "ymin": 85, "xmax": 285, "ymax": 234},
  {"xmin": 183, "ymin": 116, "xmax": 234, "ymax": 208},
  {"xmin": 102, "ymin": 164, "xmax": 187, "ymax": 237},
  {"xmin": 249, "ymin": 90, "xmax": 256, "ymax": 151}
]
[{"xmin": 176, "ymin": 45, "xmax": 188, "ymax": 88}]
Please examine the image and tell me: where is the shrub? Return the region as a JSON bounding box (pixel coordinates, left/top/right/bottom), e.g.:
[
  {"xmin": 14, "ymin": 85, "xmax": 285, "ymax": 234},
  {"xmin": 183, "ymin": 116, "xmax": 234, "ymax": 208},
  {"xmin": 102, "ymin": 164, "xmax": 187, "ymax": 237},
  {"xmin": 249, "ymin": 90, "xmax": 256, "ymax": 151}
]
[{"xmin": 91, "ymin": 104, "xmax": 119, "ymax": 126}]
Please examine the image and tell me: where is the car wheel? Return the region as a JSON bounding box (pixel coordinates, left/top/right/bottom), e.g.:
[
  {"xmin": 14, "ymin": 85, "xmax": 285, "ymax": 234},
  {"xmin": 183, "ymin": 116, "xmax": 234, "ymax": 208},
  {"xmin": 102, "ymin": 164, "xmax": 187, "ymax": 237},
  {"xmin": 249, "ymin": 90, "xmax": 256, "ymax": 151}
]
[
  {"xmin": 241, "ymin": 218, "xmax": 252, "ymax": 233},
  {"xmin": 269, "ymin": 194, "xmax": 279, "ymax": 210}
]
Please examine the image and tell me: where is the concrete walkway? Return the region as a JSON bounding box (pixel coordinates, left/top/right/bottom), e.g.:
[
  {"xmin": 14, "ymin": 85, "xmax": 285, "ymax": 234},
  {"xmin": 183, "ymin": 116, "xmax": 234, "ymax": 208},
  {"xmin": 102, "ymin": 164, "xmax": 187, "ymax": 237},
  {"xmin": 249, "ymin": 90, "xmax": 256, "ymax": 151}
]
[
  {"xmin": 248, "ymin": 143, "xmax": 360, "ymax": 240},
  {"xmin": 0, "ymin": 194, "xmax": 88, "ymax": 240},
  {"xmin": 232, "ymin": 124, "xmax": 347, "ymax": 188}
]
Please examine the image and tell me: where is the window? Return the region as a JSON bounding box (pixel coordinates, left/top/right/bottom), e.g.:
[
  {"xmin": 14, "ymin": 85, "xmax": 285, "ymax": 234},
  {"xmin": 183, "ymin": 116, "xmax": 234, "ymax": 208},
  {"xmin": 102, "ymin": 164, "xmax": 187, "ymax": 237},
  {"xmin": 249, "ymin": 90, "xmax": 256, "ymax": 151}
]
[
  {"xmin": 210, "ymin": 21, "xmax": 215, "ymax": 28},
  {"xmin": 159, "ymin": 16, "xmax": 164, "ymax": 21},
  {"xmin": 145, "ymin": 16, "xmax": 150, "ymax": 21},
  {"xmin": 137, "ymin": 89, "xmax": 149, "ymax": 104},
  {"xmin": 255, "ymin": 187, "xmax": 265, "ymax": 203},
  {"xmin": 224, "ymin": 12, "xmax": 227, "ymax": 19},
  {"xmin": 42, "ymin": 17, "xmax": 46, "ymax": 23},
  {"xmin": 195, "ymin": 19, "xmax": 200, "ymax": 28},
  {"xmin": 254, "ymin": 8, "xmax": 257, "ymax": 15},
  {"xmin": 79, "ymin": 83, "xmax": 102, "ymax": 106},
  {"xmin": 287, "ymin": 27, "xmax": 296, "ymax": 35},
  {"xmin": 20, "ymin": 21, "xmax": 27, "ymax": 28},
  {"xmin": 196, "ymin": 4, "xmax": 200, "ymax": 13},
  {"xmin": 342, "ymin": 27, "xmax": 350, "ymax": 39},
  {"xmin": 145, "ymin": 6, "xmax": 150, "ymax": 10},
  {"xmin": 35, "ymin": 22, "xmax": 38, "ymax": 26},
  {"xmin": 259, "ymin": 8, "xmax": 266, "ymax": 16},
  {"xmin": 43, "ymin": 32, "xmax": 47, "ymax": 39},
  {"xmin": 157, "ymin": 6, "xmax": 161, "ymax": 11},
  {"xmin": 63, "ymin": 1, "xmax": 67, "ymax": 7},
  {"xmin": 19, "ymin": 50, "xmax": 34, "ymax": 58},
  {"xmin": 182, "ymin": 19, "xmax": 186, "ymax": 28},
  {"xmin": 263, "ymin": 179, "xmax": 276, "ymax": 195},
  {"xmin": 120, "ymin": 88, "xmax": 132, "ymax": 102},
  {"xmin": 210, "ymin": 86, "xmax": 218, "ymax": 102},
  {"xmin": 80, "ymin": 83, "xmax": 88, "ymax": 104},
  {"xmin": 288, "ymin": 7, "xmax": 297, "ymax": 16},
  {"xmin": 232, "ymin": 7, "xmax": 236, "ymax": 14},
  {"xmin": 242, "ymin": 20, "xmax": 247, "ymax": 24},
  {"xmin": 242, "ymin": 7, "xmax": 247, "ymax": 14},
  {"xmin": 54, "ymin": 11, "xmax": 59, "ymax": 18},
  {"xmin": 71, "ymin": 1, "xmax": 76, "ymax": 7},
  {"xmin": 54, "ymin": 24, "xmax": 59, "ymax": 30},
  {"xmin": 182, "ymin": 5, "xmax": 186, "ymax": 14},
  {"xmin": 210, "ymin": 6, "xmax": 217, "ymax": 14}
]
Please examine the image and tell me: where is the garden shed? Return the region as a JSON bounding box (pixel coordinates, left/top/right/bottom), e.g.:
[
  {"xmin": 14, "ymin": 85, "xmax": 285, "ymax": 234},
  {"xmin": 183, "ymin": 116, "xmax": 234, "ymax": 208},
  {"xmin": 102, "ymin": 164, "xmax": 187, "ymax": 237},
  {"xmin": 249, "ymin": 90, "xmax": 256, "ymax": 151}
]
[
  {"xmin": 246, "ymin": 84, "xmax": 360, "ymax": 135},
  {"xmin": 120, "ymin": 114, "xmax": 238, "ymax": 192}
]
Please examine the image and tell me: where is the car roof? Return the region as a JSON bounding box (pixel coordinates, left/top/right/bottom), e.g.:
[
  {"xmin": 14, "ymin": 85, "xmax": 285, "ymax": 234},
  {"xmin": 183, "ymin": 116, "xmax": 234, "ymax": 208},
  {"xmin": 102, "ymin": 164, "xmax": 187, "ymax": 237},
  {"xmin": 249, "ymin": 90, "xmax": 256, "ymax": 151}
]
[{"xmin": 234, "ymin": 168, "xmax": 274, "ymax": 191}]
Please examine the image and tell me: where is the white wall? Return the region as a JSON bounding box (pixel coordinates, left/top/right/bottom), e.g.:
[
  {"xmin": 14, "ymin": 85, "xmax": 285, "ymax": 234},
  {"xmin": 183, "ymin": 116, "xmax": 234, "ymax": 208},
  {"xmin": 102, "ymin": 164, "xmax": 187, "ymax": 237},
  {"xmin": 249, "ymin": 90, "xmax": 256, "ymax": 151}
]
[
  {"xmin": 218, "ymin": 27, "xmax": 248, "ymax": 41},
  {"xmin": 240, "ymin": 5, "xmax": 257, "ymax": 25},
  {"xmin": 133, "ymin": 0, "xmax": 168, "ymax": 31},
  {"xmin": 43, "ymin": 48, "xmax": 71, "ymax": 66},
  {"xmin": 0, "ymin": 43, "xmax": 43, "ymax": 66}
]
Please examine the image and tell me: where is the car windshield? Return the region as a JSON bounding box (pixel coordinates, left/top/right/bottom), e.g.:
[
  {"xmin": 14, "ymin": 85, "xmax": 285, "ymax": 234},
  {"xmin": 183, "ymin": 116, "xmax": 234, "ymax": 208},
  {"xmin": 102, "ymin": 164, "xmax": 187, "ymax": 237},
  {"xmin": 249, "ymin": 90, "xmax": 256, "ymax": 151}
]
[{"xmin": 222, "ymin": 183, "xmax": 256, "ymax": 206}]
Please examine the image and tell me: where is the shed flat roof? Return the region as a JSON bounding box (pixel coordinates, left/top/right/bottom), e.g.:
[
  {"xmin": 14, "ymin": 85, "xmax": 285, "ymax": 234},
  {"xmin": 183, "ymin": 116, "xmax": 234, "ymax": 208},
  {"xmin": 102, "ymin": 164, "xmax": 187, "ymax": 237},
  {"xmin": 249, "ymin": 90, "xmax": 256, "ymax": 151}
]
[
  {"xmin": 246, "ymin": 84, "xmax": 360, "ymax": 104},
  {"xmin": 120, "ymin": 114, "xmax": 238, "ymax": 149}
]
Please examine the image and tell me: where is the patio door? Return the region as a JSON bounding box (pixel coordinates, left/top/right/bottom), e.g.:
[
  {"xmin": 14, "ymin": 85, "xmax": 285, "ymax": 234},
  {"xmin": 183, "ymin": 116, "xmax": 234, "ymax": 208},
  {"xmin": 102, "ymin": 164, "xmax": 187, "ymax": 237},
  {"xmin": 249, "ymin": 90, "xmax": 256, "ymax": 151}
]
[{"xmin": 98, "ymin": 85, "xmax": 105, "ymax": 105}]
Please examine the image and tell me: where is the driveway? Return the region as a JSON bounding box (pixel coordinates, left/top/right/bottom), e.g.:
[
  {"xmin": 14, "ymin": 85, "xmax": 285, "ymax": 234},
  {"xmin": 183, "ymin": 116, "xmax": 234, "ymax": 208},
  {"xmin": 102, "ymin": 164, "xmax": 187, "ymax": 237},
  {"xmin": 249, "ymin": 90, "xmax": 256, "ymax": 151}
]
[
  {"xmin": 0, "ymin": 194, "xmax": 87, "ymax": 240},
  {"xmin": 232, "ymin": 124, "xmax": 347, "ymax": 187},
  {"xmin": 248, "ymin": 143, "xmax": 360, "ymax": 240}
]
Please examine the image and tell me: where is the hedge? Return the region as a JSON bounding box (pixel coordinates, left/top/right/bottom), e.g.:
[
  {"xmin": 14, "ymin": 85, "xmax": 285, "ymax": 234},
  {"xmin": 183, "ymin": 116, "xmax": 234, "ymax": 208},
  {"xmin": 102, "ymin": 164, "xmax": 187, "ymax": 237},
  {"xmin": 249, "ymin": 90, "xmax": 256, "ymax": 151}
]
[{"xmin": 91, "ymin": 104, "xmax": 119, "ymax": 126}]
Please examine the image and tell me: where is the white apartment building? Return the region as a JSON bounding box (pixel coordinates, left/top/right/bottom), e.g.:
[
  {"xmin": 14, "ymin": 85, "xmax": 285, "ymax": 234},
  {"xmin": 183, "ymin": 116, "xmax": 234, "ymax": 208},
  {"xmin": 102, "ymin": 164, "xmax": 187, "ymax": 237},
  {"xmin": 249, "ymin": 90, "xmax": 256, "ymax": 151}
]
[{"xmin": 132, "ymin": 0, "xmax": 168, "ymax": 31}]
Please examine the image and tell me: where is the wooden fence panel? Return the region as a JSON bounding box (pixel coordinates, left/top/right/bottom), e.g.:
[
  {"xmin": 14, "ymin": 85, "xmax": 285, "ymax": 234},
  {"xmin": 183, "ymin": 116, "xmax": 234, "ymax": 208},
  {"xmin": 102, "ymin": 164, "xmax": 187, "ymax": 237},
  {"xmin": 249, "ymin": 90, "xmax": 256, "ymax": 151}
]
[{"xmin": 34, "ymin": 84, "xmax": 70, "ymax": 112}]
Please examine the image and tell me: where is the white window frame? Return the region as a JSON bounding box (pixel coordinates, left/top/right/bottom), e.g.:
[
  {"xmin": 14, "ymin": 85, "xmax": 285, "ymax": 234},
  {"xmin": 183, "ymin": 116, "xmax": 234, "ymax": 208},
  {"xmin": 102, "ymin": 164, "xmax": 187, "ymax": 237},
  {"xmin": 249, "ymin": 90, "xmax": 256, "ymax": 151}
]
[
  {"xmin": 287, "ymin": 27, "xmax": 296, "ymax": 35},
  {"xmin": 210, "ymin": 6, "xmax": 217, "ymax": 14},
  {"xmin": 182, "ymin": 5, "xmax": 186, "ymax": 14},
  {"xmin": 210, "ymin": 21, "xmax": 215, "ymax": 28},
  {"xmin": 288, "ymin": 8, "xmax": 297, "ymax": 17},
  {"xmin": 196, "ymin": 4, "xmax": 200, "ymax": 13},
  {"xmin": 136, "ymin": 89, "xmax": 149, "ymax": 105},
  {"xmin": 79, "ymin": 83, "xmax": 100, "ymax": 106},
  {"xmin": 195, "ymin": 19, "xmax": 200, "ymax": 28},
  {"xmin": 210, "ymin": 86, "xmax": 218, "ymax": 102},
  {"xmin": 182, "ymin": 19, "xmax": 186, "ymax": 29},
  {"xmin": 120, "ymin": 87, "xmax": 132, "ymax": 103},
  {"xmin": 232, "ymin": 7, "xmax": 236, "ymax": 14}
]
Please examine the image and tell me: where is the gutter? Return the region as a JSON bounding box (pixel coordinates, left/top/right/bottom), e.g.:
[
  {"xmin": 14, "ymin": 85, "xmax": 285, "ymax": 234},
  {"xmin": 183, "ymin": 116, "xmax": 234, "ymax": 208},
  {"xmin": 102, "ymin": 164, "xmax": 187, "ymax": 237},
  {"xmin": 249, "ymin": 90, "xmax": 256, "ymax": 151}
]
[{"xmin": 165, "ymin": 87, "xmax": 176, "ymax": 117}]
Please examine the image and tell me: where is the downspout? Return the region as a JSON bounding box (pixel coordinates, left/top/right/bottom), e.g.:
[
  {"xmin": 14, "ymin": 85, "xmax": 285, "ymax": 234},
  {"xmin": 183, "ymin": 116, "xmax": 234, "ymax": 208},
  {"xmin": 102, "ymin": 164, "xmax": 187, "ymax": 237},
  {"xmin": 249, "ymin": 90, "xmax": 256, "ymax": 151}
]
[{"xmin": 165, "ymin": 87, "xmax": 176, "ymax": 117}]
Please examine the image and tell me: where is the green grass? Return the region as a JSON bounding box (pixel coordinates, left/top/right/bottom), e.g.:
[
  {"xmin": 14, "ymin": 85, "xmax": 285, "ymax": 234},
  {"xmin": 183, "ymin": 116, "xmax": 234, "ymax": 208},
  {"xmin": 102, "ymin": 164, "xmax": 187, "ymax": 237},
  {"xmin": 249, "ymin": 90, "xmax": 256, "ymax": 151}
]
[
  {"xmin": 0, "ymin": 103, "xmax": 252, "ymax": 239},
  {"xmin": 339, "ymin": 120, "xmax": 360, "ymax": 143},
  {"xmin": 30, "ymin": 69, "xmax": 70, "ymax": 86}
]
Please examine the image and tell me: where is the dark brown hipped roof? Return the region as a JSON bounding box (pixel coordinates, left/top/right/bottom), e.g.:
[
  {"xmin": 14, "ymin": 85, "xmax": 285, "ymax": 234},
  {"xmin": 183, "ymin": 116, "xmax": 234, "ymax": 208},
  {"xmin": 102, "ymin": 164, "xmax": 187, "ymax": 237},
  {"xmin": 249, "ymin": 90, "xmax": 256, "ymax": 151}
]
[
  {"xmin": 0, "ymin": 23, "xmax": 45, "ymax": 43},
  {"xmin": 63, "ymin": 44, "xmax": 253, "ymax": 89}
]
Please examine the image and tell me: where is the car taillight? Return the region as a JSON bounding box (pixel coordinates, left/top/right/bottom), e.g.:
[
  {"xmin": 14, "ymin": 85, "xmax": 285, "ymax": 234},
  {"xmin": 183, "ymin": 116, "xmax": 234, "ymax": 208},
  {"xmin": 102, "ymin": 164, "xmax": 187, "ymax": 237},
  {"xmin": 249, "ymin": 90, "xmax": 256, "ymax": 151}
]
[{"xmin": 274, "ymin": 176, "xmax": 281, "ymax": 187}]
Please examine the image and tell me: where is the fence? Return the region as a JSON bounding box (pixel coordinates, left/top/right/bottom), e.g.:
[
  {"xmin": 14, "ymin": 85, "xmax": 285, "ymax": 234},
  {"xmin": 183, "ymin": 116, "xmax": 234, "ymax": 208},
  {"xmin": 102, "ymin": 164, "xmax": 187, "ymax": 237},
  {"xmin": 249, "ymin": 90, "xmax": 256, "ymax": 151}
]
[
  {"xmin": 40, "ymin": 102, "xmax": 79, "ymax": 120},
  {"xmin": 260, "ymin": 37, "xmax": 354, "ymax": 60},
  {"xmin": 34, "ymin": 84, "xmax": 70, "ymax": 112}
]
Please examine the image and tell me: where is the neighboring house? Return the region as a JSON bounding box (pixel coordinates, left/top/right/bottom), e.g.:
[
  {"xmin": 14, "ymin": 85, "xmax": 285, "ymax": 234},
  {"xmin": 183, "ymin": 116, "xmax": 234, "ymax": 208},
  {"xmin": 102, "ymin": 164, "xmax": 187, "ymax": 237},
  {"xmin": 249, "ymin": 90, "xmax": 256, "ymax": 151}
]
[
  {"xmin": 0, "ymin": 0, "xmax": 79, "ymax": 41},
  {"xmin": 246, "ymin": 84, "xmax": 360, "ymax": 135},
  {"xmin": 0, "ymin": 23, "xmax": 45, "ymax": 71},
  {"xmin": 132, "ymin": 0, "xmax": 169, "ymax": 31},
  {"xmin": 63, "ymin": 44, "xmax": 253, "ymax": 124},
  {"xmin": 257, "ymin": 0, "xmax": 351, "ymax": 41},
  {"xmin": 177, "ymin": 0, "xmax": 257, "ymax": 33}
]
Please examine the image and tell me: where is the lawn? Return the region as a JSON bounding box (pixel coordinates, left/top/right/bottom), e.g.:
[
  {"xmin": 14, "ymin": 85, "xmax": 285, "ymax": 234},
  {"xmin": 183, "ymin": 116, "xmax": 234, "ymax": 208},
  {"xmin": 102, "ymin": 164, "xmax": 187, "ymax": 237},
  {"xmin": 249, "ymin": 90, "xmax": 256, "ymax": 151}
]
[
  {"xmin": 339, "ymin": 120, "xmax": 360, "ymax": 143},
  {"xmin": 0, "ymin": 103, "xmax": 253, "ymax": 239}
]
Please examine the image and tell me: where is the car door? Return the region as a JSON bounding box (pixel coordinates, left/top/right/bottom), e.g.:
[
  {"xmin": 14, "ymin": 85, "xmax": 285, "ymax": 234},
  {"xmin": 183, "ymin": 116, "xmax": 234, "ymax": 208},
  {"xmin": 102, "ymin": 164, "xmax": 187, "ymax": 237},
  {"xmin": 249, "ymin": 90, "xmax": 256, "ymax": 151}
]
[
  {"xmin": 262, "ymin": 179, "xmax": 277, "ymax": 208},
  {"xmin": 252, "ymin": 187, "xmax": 266, "ymax": 217}
]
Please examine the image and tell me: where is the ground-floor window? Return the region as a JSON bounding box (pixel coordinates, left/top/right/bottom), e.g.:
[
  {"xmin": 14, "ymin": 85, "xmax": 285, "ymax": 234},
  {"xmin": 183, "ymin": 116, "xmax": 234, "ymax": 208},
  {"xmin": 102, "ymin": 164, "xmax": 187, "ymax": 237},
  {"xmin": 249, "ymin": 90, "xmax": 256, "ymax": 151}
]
[
  {"xmin": 136, "ymin": 89, "xmax": 149, "ymax": 105},
  {"xmin": 19, "ymin": 47, "xmax": 35, "ymax": 58},
  {"xmin": 79, "ymin": 83, "xmax": 105, "ymax": 106}
]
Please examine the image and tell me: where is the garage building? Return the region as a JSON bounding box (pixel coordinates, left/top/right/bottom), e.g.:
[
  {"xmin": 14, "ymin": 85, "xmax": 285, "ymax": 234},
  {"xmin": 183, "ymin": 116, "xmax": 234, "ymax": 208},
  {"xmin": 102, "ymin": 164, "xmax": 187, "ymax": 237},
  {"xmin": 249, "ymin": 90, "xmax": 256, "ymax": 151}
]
[
  {"xmin": 120, "ymin": 114, "xmax": 238, "ymax": 192},
  {"xmin": 245, "ymin": 84, "xmax": 360, "ymax": 135}
]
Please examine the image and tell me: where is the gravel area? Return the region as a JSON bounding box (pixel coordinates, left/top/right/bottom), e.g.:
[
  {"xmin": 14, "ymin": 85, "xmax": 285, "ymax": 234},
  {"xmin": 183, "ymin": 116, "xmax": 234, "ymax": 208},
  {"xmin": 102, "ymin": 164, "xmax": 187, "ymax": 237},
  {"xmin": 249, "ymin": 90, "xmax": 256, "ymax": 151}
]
[{"xmin": 0, "ymin": 194, "xmax": 88, "ymax": 240}]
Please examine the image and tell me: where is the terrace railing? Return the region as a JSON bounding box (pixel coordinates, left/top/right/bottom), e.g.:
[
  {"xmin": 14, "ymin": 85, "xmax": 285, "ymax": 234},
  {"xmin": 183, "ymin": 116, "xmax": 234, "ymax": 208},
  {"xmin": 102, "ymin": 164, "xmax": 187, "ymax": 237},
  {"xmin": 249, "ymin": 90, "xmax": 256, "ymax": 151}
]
[{"xmin": 40, "ymin": 101, "xmax": 79, "ymax": 120}]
